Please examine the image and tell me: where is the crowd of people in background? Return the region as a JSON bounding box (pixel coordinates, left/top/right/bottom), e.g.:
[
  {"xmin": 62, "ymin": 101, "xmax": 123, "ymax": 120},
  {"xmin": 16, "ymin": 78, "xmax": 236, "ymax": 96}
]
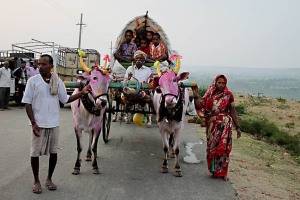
[{"xmin": 0, "ymin": 58, "xmax": 40, "ymax": 110}]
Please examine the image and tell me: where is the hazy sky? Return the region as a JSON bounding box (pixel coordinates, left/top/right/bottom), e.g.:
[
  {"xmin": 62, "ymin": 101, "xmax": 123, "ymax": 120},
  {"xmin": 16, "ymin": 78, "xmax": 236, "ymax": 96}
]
[{"xmin": 1, "ymin": 0, "xmax": 300, "ymax": 68}]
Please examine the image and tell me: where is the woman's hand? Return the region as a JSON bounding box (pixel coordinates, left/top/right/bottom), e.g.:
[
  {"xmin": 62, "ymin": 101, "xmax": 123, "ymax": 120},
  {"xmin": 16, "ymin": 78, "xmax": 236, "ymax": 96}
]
[{"xmin": 191, "ymin": 86, "xmax": 199, "ymax": 98}]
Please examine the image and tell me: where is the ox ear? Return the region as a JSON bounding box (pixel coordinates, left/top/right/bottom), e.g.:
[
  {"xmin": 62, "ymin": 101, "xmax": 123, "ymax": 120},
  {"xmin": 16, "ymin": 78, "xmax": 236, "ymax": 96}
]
[
  {"xmin": 152, "ymin": 76, "xmax": 160, "ymax": 88},
  {"xmin": 155, "ymin": 87, "xmax": 162, "ymax": 94},
  {"xmin": 76, "ymin": 75, "xmax": 86, "ymax": 81},
  {"xmin": 178, "ymin": 72, "xmax": 189, "ymax": 82},
  {"xmin": 76, "ymin": 72, "xmax": 90, "ymax": 81}
]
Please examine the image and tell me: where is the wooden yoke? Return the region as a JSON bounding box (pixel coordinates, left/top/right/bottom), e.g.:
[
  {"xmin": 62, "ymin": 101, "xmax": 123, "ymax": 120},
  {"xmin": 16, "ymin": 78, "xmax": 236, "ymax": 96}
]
[{"xmin": 64, "ymin": 81, "xmax": 198, "ymax": 89}]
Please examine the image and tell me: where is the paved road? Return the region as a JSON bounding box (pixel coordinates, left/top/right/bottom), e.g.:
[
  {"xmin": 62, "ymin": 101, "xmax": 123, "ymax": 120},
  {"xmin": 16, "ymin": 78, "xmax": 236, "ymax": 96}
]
[{"xmin": 0, "ymin": 106, "xmax": 237, "ymax": 200}]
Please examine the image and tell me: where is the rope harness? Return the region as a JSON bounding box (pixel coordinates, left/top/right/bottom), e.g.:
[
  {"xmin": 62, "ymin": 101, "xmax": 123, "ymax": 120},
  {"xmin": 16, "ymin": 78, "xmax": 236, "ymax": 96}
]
[
  {"xmin": 158, "ymin": 86, "xmax": 185, "ymax": 122},
  {"xmin": 77, "ymin": 82, "xmax": 108, "ymax": 116}
]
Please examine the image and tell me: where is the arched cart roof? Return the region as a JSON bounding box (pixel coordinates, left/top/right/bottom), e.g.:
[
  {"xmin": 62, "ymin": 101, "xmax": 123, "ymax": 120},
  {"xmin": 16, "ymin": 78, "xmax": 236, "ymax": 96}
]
[{"xmin": 111, "ymin": 13, "xmax": 178, "ymax": 77}]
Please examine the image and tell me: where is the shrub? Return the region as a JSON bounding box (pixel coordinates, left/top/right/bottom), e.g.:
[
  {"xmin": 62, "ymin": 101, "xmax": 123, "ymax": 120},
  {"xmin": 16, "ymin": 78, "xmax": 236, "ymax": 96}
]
[
  {"xmin": 197, "ymin": 86, "xmax": 207, "ymax": 97},
  {"xmin": 276, "ymin": 97, "xmax": 287, "ymax": 103},
  {"xmin": 270, "ymin": 131, "xmax": 300, "ymax": 156},
  {"xmin": 247, "ymin": 95, "xmax": 271, "ymax": 106},
  {"xmin": 235, "ymin": 103, "xmax": 247, "ymax": 116},
  {"xmin": 239, "ymin": 116, "xmax": 300, "ymax": 156},
  {"xmin": 239, "ymin": 116, "xmax": 279, "ymax": 138},
  {"xmin": 276, "ymin": 103, "xmax": 291, "ymax": 109},
  {"xmin": 285, "ymin": 122, "xmax": 295, "ymax": 129}
]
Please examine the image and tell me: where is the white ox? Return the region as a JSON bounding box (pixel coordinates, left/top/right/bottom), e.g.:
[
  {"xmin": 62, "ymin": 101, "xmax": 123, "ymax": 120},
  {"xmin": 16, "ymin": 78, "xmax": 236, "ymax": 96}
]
[
  {"xmin": 153, "ymin": 56, "xmax": 189, "ymax": 177},
  {"xmin": 71, "ymin": 52, "xmax": 111, "ymax": 175}
]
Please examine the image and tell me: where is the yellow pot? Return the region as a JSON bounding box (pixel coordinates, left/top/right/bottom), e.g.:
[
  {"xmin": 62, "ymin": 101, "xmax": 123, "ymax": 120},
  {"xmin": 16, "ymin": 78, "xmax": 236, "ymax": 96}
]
[{"xmin": 133, "ymin": 113, "xmax": 147, "ymax": 126}]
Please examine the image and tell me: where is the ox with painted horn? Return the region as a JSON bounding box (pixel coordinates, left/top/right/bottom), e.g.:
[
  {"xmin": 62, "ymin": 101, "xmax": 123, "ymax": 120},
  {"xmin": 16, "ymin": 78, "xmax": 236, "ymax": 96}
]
[
  {"xmin": 71, "ymin": 50, "xmax": 112, "ymax": 175},
  {"xmin": 152, "ymin": 54, "xmax": 189, "ymax": 177}
]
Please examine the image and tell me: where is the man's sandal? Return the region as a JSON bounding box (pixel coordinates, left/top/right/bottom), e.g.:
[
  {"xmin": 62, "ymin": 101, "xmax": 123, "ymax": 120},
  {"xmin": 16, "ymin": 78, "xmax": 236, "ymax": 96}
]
[
  {"xmin": 32, "ymin": 182, "xmax": 42, "ymax": 194},
  {"xmin": 45, "ymin": 181, "xmax": 57, "ymax": 190}
]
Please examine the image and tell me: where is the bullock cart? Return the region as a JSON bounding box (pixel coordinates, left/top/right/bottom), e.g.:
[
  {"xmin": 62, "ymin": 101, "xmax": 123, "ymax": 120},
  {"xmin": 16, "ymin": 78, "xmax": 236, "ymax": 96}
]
[{"xmin": 64, "ymin": 80, "xmax": 197, "ymax": 142}]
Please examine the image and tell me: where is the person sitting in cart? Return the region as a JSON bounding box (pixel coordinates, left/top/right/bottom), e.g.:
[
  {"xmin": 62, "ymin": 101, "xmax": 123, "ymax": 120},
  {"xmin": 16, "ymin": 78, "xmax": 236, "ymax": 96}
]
[
  {"xmin": 122, "ymin": 50, "xmax": 154, "ymax": 124},
  {"xmin": 148, "ymin": 33, "xmax": 167, "ymax": 62},
  {"xmin": 146, "ymin": 31, "xmax": 154, "ymax": 45},
  {"xmin": 138, "ymin": 38, "xmax": 151, "ymax": 61},
  {"xmin": 124, "ymin": 50, "xmax": 152, "ymax": 83},
  {"xmin": 123, "ymin": 50, "xmax": 153, "ymax": 103},
  {"xmin": 114, "ymin": 29, "xmax": 137, "ymax": 62},
  {"xmin": 135, "ymin": 37, "xmax": 141, "ymax": 49}
]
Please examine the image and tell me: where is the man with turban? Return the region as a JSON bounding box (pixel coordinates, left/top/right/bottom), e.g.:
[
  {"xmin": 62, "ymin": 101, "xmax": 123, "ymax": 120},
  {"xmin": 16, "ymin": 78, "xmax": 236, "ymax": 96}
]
[
  {"xmin": 122, "ymin": 50, "xmax": 153, "ymax": 125},
  {"xmin": 124, "ymin": 50, "xmax": 152, "ymax": 82}
]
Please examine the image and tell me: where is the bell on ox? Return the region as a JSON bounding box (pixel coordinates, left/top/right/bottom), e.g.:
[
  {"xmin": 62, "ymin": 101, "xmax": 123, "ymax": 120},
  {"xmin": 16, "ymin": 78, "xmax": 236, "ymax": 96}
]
[{"xmin": 133, "ymin": 113, "xmax": 147, "ymax": 126}]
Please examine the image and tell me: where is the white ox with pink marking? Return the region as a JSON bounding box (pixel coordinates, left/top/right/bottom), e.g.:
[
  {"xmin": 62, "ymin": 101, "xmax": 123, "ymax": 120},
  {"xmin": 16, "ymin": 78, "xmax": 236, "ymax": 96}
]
[
  {"xmin": 153, "ymin": 56, "xmax": 189, "ymax": 177},
  {"xmin": 71, "ymin": 52, "xmax": 111, "ymax": 175}
]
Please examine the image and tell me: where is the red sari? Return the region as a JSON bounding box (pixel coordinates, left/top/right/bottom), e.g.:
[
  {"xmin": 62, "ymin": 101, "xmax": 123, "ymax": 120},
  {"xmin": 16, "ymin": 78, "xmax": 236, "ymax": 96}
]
[{"xmin": 197, "ymin": 74, "xmax": 234, "ymax": 178}]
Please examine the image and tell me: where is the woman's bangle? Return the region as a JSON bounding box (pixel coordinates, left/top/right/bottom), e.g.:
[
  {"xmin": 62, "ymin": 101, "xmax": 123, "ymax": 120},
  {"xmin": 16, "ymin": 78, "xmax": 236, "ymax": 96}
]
[{"xmin": 236, "ymin": 126, "xmax": 240, "ymax": 130}]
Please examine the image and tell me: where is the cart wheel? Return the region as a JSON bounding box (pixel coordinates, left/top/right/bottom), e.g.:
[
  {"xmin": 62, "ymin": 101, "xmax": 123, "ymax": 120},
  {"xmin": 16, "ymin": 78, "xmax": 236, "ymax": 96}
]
[
  {"xmin": 103, "ymin": 91, "xmax": 112, "ymax": 143},
  {"xmin": 102, "ymin": 109, "xmax": 111, "ymax": 143}
]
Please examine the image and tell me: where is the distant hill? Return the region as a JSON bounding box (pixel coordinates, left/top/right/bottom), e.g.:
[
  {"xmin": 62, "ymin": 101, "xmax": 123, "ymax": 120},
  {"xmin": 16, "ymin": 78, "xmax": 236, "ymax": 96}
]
[{"xmin": 183, "ymin": 66, "xmax": 300, "ymax": 100}]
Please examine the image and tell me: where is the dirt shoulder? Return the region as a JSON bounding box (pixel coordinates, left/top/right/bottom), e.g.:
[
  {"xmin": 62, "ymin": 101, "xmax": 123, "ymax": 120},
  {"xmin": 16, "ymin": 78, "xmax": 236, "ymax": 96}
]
[
  {"xmin": 192, "ymin": 95, "xmax": 300, "ymax": 200},
  {"xmin": 194, "ymin": 124, "xmax": 300, "ymax": 200}
]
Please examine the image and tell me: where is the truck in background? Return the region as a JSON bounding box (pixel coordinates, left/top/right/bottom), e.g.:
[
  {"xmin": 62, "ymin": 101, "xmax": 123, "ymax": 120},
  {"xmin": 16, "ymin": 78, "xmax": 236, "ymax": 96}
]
[
  {"xmin": 1, "ymin": 39, "xmax": 101, "ymax": 100},
  {"xmin": 56, "ymin": 48, "xmax": 100, "ymax": 94}
]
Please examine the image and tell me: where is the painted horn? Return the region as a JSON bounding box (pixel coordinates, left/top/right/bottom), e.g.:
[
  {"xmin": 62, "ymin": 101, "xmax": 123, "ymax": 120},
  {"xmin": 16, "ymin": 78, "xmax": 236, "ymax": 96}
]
[
  {"xmin": 154, "ymin": 61, "xmax": 161, "ymax": 76},
  {"xmin": 102, "ymin": 54, "xmax": 111, "ymax": 70},
  {"xmin": 78, "ymin": 50, "xmax": 91, "ymax": 73},
  {"xmin": 173, "ymin": 57, "xmax": 181, "ymax": 74}
]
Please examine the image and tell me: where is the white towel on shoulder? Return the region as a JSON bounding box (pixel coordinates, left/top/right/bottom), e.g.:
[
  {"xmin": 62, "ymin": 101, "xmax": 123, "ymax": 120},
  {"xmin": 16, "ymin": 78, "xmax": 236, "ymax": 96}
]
[{"xmin": 50, "ymin": 73, "xmax": 59, "ymax": 95}]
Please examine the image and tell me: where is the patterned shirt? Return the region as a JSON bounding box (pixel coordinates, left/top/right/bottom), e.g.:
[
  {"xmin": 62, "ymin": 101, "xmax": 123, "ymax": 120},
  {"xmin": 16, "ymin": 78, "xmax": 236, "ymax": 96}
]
[{"xmin": 150, "ymin": 43, "xmax": 166, "ymax": 59}]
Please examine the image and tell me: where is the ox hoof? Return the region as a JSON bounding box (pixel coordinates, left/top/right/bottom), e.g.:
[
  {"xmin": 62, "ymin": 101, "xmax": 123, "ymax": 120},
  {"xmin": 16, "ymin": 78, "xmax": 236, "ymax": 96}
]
[
  {"xmin": 161, "ymin": 166, "xmax": 168, "ymax": 174},
  {"xmin": 72, "ymin": 168, "xmax": 80, "ymax": 175},
  {"xmin": 92, "ymin": 168, "xmax": 100, "ymax": 174},
  {"xmin": 173, "ymin": 170, "xmax": 182, "ymax": 177},
  {"xmin": 85, "ymin": 156, "xmax": 92, "ymax": 161}
]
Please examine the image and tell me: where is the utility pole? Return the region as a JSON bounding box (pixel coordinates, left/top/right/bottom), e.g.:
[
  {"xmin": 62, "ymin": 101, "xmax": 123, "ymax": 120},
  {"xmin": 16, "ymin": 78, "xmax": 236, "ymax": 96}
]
[
  {"xmin": 76, "ymin": 13, "xmax": 86, "ymax": 49},
  {"xmin": 110, "ymin": 41, "xmax": 113, "ymax": 58}
]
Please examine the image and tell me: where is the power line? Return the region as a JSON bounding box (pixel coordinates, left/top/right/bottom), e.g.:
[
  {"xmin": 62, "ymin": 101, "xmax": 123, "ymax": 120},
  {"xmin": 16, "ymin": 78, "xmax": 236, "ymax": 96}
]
[{"xmin": 44, "ymin": 0, "xmax": 77, "ymax": 22}]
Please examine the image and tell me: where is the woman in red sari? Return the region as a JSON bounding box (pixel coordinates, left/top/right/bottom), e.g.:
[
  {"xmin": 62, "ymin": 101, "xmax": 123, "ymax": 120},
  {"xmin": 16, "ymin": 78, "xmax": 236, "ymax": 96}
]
[{"xmin": 192, "ymin": 74, "xmax": 242, "ymax": 181}]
